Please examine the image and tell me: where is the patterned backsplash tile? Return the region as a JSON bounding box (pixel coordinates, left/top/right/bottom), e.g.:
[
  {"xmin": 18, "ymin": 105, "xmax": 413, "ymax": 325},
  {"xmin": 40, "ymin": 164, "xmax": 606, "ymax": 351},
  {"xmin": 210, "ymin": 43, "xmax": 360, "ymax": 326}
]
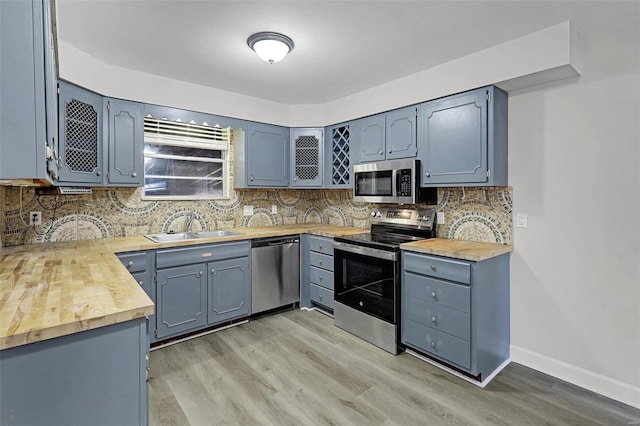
[{"xmin": 2, "ymin": 185, "xmax": 512, "ymax": 247}]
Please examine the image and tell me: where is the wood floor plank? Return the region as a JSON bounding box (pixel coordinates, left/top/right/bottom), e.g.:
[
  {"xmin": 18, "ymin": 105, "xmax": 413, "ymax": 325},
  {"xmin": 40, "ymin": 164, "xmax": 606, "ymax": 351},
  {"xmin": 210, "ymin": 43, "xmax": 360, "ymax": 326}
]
[{"xmin": 149, "ymin": 309, "xmax": 640, "ymax": 426}]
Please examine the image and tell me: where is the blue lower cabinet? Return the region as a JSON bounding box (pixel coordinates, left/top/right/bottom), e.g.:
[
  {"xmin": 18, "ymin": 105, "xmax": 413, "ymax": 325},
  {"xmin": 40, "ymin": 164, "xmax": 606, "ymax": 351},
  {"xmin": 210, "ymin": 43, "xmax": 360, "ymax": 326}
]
[
  {"xmin": 156, "ymin": 264, "xmax": 207, "ymax": 339},
  {"xmin": 0, "ymin": 319, "xmax": 148, "ymax": 426},
  {"xmin": 301, "ymin": 234, "xmax": 335, "ymax": 312},
  {"xmin": 208, "ymin": 256, "xmax": 251, "ymax": 324}
]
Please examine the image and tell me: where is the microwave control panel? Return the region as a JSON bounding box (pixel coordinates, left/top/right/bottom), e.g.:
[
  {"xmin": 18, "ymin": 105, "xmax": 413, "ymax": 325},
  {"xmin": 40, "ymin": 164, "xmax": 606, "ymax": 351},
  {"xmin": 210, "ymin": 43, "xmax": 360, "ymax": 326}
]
[{"xmin": 398, "ymin": 169, "xmax": 413, "ymax": 197}]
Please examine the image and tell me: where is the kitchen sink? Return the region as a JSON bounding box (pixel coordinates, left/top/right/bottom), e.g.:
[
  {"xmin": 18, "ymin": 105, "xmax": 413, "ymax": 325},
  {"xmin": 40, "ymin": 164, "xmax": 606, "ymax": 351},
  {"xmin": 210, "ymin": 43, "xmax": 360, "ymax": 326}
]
[{"xmin": 144, "ymin": 230, "xmax": 242, "ymax": 243}]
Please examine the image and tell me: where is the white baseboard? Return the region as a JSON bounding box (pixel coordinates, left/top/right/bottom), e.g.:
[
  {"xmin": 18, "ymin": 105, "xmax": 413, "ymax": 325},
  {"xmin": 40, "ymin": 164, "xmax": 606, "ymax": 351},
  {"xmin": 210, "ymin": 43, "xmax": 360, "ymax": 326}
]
[{"xmin": 510, "ymin": 345, "xmax": 640, "ymax": 409}]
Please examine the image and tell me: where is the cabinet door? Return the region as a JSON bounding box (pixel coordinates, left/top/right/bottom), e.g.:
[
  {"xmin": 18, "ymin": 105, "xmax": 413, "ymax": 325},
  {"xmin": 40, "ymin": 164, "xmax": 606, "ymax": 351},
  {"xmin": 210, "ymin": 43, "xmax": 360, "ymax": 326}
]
[
  {"xmin": 386, "ymin": 106, "xmax": 417, "ymax": 160},
  {"xmin": 106, "ymin": 99, "xmax": 143, "ymax": 186},
  {"xmin": 418, "ymin": 88, "xmax": 488, "ymax": 185},
  {"xmin": 291, "ymin": 128, "xmax": 323, "ymax": 187},
  {"xmin": 247, "ymin": 122, "xmax": 289, "ymax": 187},
  {"xmin": 358, "ymin": 114, "xmax": 386, "ymax": 162},
  {"xmin": 156, "ymin": 264, "xmax": 207, "ymax": 339},
  {"xmin": 57, "ymin": 82, "xmax": 104, "ymax": 184},
  {"xmin": 208, "ymin": 257, "xmax": 250, "ymax": 324},
  {"xmin": 325, "ymin": 123, "xmax": 351, "ymax": 188}
]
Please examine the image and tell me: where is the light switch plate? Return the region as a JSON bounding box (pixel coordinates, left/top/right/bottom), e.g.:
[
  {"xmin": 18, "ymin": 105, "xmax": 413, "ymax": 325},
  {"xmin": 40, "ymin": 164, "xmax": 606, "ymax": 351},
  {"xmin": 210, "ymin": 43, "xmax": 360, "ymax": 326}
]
[
  {"xmin": 243, "ymin": 205, "xmax": 254, "ymax": 216},
  {"xmin": 437, "ymin": 211, "xmax": 445, "ymax": 224},
  {"xmin": 516, "ymin": 213, "xmax": 528, "ymax": 228},
  {"xmin": 271, "ymin": 205, "xmax": 278, "ymax": 214}
]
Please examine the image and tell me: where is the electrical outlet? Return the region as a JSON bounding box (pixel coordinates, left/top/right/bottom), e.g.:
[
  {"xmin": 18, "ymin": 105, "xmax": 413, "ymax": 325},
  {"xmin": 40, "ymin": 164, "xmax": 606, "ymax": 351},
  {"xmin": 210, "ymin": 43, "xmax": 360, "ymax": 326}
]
[
  {"xmin": 271, "ymin": 205, "xmax": 278, "ymax": 214},
  {"xmin": 516, "ymin": 213, "xmax": 528, "ymax": 228},
  {"xmin": 437, "ymin": 211, "xmax": 445, "ymax": 224},
  {"xmin": 243, "ymin": 205, "xmax": 254, "ymax": 216},
  {"xmin": 30, "ymin": 211, "xmax": 42, "ymax": 226}
]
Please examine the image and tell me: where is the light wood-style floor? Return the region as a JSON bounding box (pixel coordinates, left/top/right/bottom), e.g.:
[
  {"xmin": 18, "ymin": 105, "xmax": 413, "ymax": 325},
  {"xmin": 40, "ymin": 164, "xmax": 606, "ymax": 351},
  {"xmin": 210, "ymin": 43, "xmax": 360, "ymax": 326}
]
[{"xmin": 149, "ymin": 309, "xmax": 640, "ymax": 425}]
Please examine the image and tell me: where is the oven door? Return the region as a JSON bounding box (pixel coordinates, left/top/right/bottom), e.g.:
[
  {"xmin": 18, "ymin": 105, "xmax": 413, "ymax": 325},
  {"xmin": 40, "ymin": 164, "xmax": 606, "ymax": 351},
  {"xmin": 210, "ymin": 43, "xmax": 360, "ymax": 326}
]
[{"xmin": 333, "ymin": 242, "xmax": 399, "ymax": 324}]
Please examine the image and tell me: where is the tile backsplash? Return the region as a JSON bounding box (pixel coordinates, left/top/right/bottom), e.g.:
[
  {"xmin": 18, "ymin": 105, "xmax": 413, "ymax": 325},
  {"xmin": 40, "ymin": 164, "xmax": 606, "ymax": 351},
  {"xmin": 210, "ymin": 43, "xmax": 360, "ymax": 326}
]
[{"xmin": 1, "ymin": 185, "xmax": 512, "ymax": 247}]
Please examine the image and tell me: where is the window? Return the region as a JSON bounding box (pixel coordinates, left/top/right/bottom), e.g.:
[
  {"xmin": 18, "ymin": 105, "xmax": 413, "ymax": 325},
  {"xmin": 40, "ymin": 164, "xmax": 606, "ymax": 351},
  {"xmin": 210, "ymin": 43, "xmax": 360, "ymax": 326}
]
[{"xmin": 142, "ymin": 116, "xmax": 230, "ymax": 200}]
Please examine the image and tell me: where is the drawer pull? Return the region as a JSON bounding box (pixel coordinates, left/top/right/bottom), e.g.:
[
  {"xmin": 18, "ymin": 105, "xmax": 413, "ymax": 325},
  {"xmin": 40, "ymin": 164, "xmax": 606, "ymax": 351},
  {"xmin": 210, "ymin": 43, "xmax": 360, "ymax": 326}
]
[
  {"xmin": 431, "ymin": 316, "xmax": 436, "ymax": 323},
  {"xmin": 431, "ymin": 291, "xmax": 437, "ymax": 299},
  {"xmin": 431, "ymin": 341, "xmax": 436, "ymax": 348},
  {"xmin": 127, "ymin": 261, "xmax": 134, "ymax": 267},
  {"xmin": 319, "ymin": 276, "xmax": 322, "ymax": 281},
  {"xmin": 319, "ymin": 260, "xmax": 323, "ymax": 265},
  {"xmin": 138, "ymin": 280, "xmax": 144, "ymax": 286},
  {"xmin": 318, "ymin": 294, "xmax": 323, "ymax": 301},
  {"xmin": 319, "ymin": 245, "xmax": 323, "ymax": 250},
  {"xmin": 430, "ymin": 265, "xmax": 437, "ymax": 272}
]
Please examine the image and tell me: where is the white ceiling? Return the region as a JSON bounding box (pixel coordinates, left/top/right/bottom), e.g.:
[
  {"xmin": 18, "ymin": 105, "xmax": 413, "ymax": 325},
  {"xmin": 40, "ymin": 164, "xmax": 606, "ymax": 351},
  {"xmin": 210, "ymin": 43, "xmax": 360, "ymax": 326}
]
[{"xmin": 56, "ymin": 1, "xmax": 639, "ymax": 105}]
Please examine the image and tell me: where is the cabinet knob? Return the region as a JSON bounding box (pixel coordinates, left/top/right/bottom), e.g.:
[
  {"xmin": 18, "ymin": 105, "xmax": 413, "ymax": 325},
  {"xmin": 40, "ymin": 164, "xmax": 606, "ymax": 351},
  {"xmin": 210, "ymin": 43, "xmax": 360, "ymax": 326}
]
[
  {"xmin": 127, "ymin": 261, "xmax": 134, "ymax": 267},
  {"xmin": 319, "ymin": 245, "xmax": 323, "ymax": 250},
  {"xmin": 131, "ymin": 172, "xmax": 137, "ymax": 178},
  {"xmin": 425, "ymin": 172, "xmax": 431, "ymax": 178},
  {"xmin": 388, "ymin": 149, "xmax": 392, "ymax": 154},
  {"xmin": 431, "ymin": 316, "xmax": 436, "ymax": 323},
  {"xmin": 378, "ymin": 149, "xmax": 383, "ymax": 155},
  {"xmin": 211, "ymin": 269, "xmax": 216, "ymax": 275},
  {"xmin": 319, "ymin": 294, "xmax": 323, "ymax": 301},
  {"xmin": 319, "ymin": 260, "xmax": 322, "ymax": 265},
  {"xmin": 97, "ymin": 171, "xmax": 102, "ymax": 176},
  {"xmin": 319, "ymin": 276, "xmax": 322, "ymax": 281},
  {"xmin": 430, "ymin": 265, "xmax": 437, "ymax": 272},
  {"xmin": 250, "ymin": 175, "xmax": 255, "ymax": 181},
  {"xmin": 431, "ymin": 291, "xmax": 436, "ymax": 299},
  {"xmin": 138, "ymin": 280, "xmax": 144, "ymax": 286},
  {"xmin": 431, "ymin": 341, "xmax": 436, "ymax": 348},
  {"xmin": 294, "ymin": 177, "xmax": 298, "ymax": 182},
  {"xmin": 198, "ymin": 270, "xmax": 204, "ymax": 277}
]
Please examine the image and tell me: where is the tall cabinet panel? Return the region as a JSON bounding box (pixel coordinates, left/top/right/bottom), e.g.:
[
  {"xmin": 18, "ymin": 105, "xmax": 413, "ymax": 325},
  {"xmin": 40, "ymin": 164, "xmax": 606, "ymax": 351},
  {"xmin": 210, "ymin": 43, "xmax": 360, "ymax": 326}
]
[
  {"xmin": 358, "ymin": 114, "xmax": 386, "ymax": 162},
  {"xmin": 246, "ymin": 122, "xmax": 290, "ymax": 187},
  {"xmin": 290, "ymin": 128, "xmax": 324, "ymax": 187},
  {"xmin": 325, "ymin": 122, "xmax": 353, "ymax": 188},
  {"xmin": 0, "ymin": 0, "xmax": 56, "ymax": 182},
  {"xmin": 386, "ymin": 106, "xmax": 417, "ymax": 159},
  {"xmin": 106, "ymin": 98, "xmax": 144, "ymax": 186},
  {"xmin": 57, "ymin": 82, "xmax": 104, "ymax": 185}
]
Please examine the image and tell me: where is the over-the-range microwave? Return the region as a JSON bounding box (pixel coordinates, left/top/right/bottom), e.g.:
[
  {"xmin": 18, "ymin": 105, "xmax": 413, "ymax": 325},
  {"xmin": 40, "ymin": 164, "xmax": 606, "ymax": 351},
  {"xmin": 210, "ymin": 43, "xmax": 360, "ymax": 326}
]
[{"xmin": 353, "ymin": 159, "xmax": 437, "ymax": 204}]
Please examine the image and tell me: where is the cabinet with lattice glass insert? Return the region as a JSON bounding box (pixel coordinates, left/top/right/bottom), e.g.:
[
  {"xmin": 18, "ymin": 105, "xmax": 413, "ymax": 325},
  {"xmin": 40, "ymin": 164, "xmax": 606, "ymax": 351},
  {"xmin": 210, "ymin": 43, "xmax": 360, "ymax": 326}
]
[
  {"xmin": 325, "ymin": 122, "xmax": 355, "ymax": 188},
  {"xmin": 290, "ymin": 128, "xmax": 324, "ymax": 187}
]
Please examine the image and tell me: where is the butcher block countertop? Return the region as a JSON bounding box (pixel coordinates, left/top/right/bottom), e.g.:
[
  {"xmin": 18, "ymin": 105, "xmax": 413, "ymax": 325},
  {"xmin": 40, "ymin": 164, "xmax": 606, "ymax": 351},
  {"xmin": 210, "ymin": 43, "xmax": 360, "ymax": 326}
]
[
  {"xmin": 0, "ymin": 225, "xmax": 367, "ymax": 350},
  {"xmin": 401, "ymin": 238, "xmax": 513, "ymax": 262}
]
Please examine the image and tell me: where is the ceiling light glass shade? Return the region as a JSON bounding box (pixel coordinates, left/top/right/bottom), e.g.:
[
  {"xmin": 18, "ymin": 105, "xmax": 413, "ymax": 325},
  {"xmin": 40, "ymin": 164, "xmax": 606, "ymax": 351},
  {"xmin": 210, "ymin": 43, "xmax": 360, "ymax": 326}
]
[{"xmin": 247, "ymin": 32, "xmax": 294, "ymax": 64}]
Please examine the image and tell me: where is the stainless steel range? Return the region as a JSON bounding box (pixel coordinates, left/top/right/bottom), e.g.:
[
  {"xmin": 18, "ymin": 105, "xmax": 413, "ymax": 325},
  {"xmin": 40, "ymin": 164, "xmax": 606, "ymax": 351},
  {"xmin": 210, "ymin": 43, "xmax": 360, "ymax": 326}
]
[{"xmin": 332, "ymin": 207, "xmax": 436, "ymax": 354}]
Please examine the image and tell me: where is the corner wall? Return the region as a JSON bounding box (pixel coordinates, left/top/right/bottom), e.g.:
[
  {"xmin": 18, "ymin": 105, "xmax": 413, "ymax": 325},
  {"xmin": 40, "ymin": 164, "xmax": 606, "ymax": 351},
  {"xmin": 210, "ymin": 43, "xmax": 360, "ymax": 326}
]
[{"xmin": 508, "ymin": 21, "xmax": 640, "ymax": 407}]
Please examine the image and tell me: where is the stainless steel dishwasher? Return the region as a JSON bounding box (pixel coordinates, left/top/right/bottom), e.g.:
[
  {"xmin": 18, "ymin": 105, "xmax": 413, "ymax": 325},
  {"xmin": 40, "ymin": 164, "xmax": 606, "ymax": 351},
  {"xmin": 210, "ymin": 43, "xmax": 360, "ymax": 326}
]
[{"xmin": 251, "ymin": 235, "xmax": 300, "ymax": 315}]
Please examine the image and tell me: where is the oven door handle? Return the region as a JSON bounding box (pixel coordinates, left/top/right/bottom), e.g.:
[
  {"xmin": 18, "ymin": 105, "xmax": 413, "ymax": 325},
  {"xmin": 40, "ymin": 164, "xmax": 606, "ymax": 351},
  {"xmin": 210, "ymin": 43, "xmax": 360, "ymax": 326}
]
[{"xmin": 333, "ymin": 242, "xmax": 398, "ymax": 261}]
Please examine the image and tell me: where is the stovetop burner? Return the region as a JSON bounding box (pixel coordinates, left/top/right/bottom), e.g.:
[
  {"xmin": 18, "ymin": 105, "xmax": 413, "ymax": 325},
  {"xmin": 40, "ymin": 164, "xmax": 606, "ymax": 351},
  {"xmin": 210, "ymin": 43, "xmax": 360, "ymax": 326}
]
[{"xmin": 334, "ymin": 208, "xmax": 436, "ymax": 251}]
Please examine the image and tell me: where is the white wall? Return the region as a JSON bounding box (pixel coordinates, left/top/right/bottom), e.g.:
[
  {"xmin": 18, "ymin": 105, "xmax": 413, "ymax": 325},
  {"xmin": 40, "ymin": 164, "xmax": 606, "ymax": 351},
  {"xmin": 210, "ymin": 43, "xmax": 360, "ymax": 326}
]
[{"xmin": 509, "ymin": 22, "xmax": 640, "ymax": 408}]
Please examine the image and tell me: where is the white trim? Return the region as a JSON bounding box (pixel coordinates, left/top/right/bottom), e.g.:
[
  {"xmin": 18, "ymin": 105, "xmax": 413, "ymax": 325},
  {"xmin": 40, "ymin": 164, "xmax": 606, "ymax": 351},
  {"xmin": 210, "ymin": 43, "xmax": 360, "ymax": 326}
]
[
  {"xmin": 300, "ymin": 306, "xmax": 334, "ymax": 318},
  {"xmin": 405, "ymin": 349, "xmax": 511, "ymax": 388},
  {"xmin": 150, "ymin": 320, "xmax": 248, "ymax": 351},
  {"xmin": 511, "ymin": 345, "xmax": 640, "ymax": 409}
]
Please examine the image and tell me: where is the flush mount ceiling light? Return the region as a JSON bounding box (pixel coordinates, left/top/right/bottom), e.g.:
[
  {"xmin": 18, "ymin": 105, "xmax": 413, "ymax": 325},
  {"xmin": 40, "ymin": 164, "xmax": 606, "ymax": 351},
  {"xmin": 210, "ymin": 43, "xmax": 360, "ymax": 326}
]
[{"xmin": 247, "ymin": 32, "xmax": 294, "ymax": 64}]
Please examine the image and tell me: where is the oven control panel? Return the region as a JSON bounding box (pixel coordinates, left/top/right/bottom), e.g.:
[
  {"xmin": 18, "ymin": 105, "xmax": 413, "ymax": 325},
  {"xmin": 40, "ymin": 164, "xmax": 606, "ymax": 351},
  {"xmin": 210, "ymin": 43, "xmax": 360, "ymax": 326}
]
[{"xmin": 369, "ymin": 208, "xmax": 436, "ymax": 229}]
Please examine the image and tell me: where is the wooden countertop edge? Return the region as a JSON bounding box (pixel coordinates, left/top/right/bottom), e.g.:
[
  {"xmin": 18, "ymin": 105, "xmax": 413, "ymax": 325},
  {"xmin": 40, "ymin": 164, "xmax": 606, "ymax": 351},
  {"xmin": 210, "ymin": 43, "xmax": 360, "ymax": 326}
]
[{"xmin": 400, "ymin": 238, "xmax": 513, "ymax": 262}]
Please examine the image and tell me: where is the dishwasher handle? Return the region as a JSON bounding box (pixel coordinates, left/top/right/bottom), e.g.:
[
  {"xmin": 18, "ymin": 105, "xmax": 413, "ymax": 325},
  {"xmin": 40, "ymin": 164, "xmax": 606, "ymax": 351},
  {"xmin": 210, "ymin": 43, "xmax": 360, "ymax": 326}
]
[{"xmin": 251, "ymin": 235, "xmax": 300, "ymax": 248}]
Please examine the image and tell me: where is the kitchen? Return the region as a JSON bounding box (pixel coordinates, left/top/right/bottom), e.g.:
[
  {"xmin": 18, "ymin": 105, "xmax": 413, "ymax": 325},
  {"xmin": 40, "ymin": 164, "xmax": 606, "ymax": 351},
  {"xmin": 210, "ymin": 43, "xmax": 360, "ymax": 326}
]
[{"xmin": 1, "ymin": 1, "xmax": 639, "ymax": 425}]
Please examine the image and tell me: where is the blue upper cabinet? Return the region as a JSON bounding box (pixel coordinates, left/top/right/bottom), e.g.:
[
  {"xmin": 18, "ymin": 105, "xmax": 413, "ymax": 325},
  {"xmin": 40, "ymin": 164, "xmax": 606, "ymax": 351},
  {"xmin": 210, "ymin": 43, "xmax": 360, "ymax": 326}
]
[
  {"xmin": 105, "ymin": 99, "xmax": 144, "ymax": 186},
  {"xmin": 290, "ymin": 128, "xmax": 324, "ymax": 187},
  {"xmin": 0, "ymin": 0, "xmax": 57, "ymax": 182},
  {"xmin": 325, "ymin": 121, "xmax": 354, "ymax": 188},
  {"xmin": 356, "ymin": 106, "xmax": 418, "ymax": 163},
  {"xmin": 57, "ymin": 81, "xmax": 104, "ymax": 185},
  {"xmin": 418, "ymin": 86, "xmax": 507, "ymax": 187},
  {"xmin": 246, "ymin": 122, "xmax": 290, "ymax": 187}
]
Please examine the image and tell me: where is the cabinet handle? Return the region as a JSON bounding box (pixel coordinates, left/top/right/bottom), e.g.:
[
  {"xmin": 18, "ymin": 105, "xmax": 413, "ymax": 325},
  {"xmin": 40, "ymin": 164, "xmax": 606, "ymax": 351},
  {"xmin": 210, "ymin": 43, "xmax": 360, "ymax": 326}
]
[
  {"xmin": 127, "ymin": 261, "xmax": 134, "ymax": 267},
  {"xmin": 250, "ymin": 175, "xmax": 255, "ymax": 181},
  {"xmin": 431, "ymin": 316, "xmax": 436, "ymax": 323},
  {"xmin": 425, "ymin": 172, "xmax": 431, "ymax": 178},
  {"xmin": 138, "ymin": 280, "xmax": 144, "ymax": 286},
  {"xmin": 430, "ymin": 265, "xmax": 437, "ymax": 272},
  {"xmin": 431, "ymin": 291, "xmax": 436, "ymax": 299},
  {"xmin": 211, "ymin": 269, "xmax": 216, "ymax": 275},
  {"xmin": 198, "ymin": 270, "xmax": 204, "ymax": 277},
  {"xmin": 131, "ymin": 172, "xmax": 137, "ymax": 178},
  {"xmin": 431, "ymin": 341, "xmax": 436, "ymax": 348},
  {"xmin": 97, "ymin": 171, "xmax": 101, "ymax": 176}
]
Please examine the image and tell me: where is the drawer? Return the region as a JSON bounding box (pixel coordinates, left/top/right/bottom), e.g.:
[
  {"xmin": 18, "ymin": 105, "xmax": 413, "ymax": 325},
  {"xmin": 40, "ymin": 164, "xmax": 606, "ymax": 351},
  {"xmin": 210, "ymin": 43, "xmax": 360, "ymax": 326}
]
[
  {"xmin": 310, "ymin": 252, "xmax": 333, "ymax": 271},
  {"xmin": 403, "ymin": 296, "xmax": 470, "ymax": 341},
  {"xmin": 132, "ymin": 271, "xmax": 152, "ymax": 298},
  {"xmin": 308, "ymin": 235, "xmax": 333, "ymax": 256},
  {"xmin": 309, "ymin": 283, "xmax": 333, "ymax": 309},
  {"xmin": 403, "ymin": 271, "xmax": 470, "ymax": 313},
  {"xmin": 117, "ymin": 252, "xmax": 148, "ymax": 273},
  {"xmin": 402, "ymin": 318, "xmax": 471, "ymax": 370},
  {"xmin": 404, "ymin": 252, "xmax": 471, "ymax": 285},
  {"xmin": 310, "ymin": 266, "xmax": 334, "ymax": 290},
  {"xmin": 156, "ymin": 241, "xmax": 249, "ymax": 269}
]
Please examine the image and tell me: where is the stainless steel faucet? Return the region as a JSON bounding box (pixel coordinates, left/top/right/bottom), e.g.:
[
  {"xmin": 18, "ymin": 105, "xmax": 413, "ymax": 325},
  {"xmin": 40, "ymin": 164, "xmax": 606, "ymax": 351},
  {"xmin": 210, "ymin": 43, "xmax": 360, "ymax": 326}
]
[{"xmin": 186, "ymin": 212, "xmax": 196, "ymax": 233}]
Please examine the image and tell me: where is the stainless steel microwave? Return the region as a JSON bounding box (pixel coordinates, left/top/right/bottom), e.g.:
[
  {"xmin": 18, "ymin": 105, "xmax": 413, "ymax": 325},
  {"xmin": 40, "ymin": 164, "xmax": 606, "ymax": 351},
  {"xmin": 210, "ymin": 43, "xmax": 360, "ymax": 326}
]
[{"xmin": 353, "ymin": 159, "xmax": 436, "ymax": 204}]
